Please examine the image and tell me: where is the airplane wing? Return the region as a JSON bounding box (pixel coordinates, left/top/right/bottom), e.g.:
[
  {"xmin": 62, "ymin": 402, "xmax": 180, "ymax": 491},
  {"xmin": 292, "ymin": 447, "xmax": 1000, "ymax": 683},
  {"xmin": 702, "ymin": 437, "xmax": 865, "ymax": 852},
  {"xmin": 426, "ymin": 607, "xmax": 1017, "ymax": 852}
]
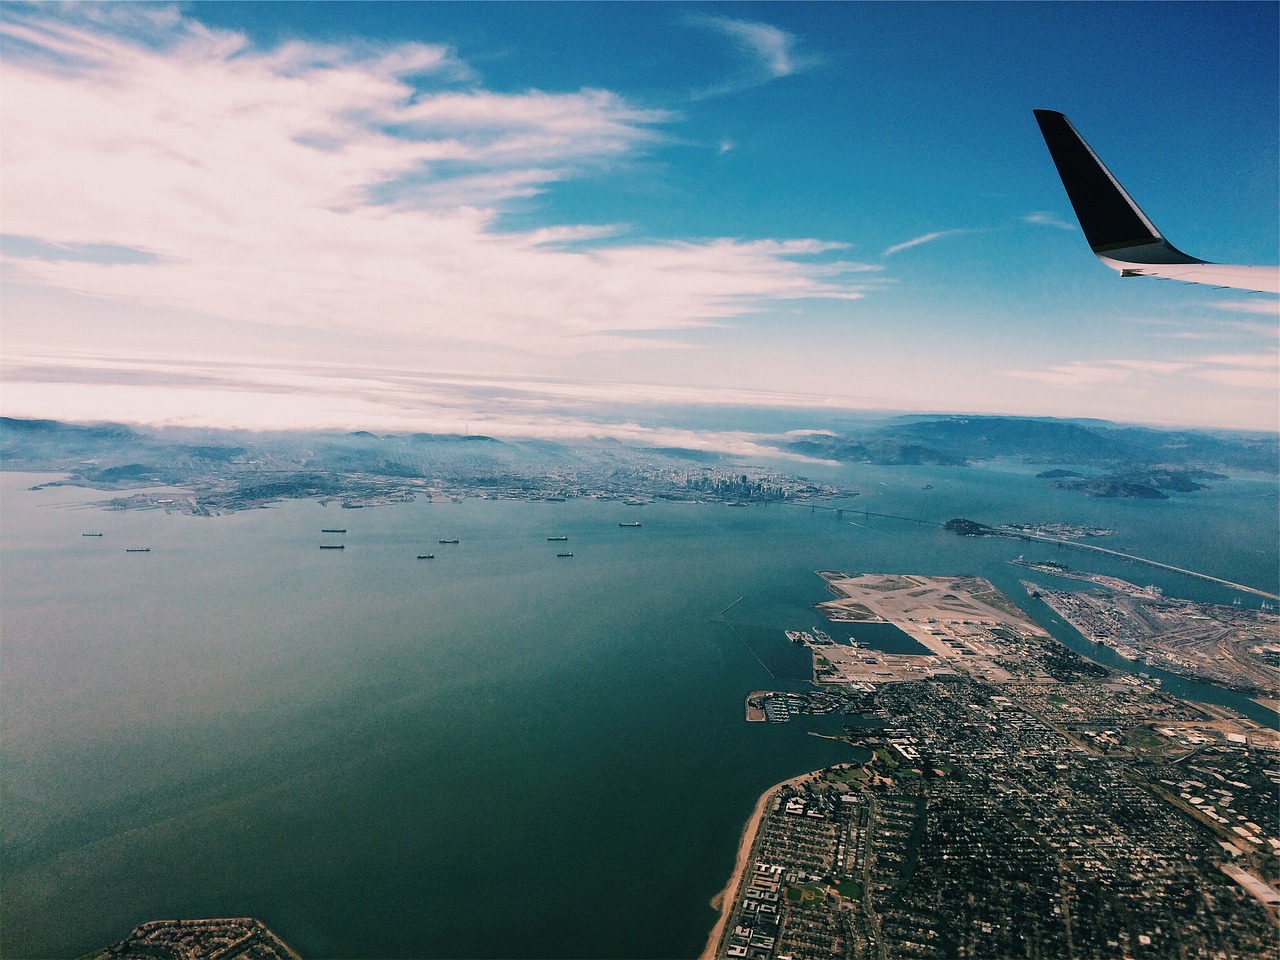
[{"xmin": 1033, "ymin": 110, "xmax": 1279, "ymax": 294}]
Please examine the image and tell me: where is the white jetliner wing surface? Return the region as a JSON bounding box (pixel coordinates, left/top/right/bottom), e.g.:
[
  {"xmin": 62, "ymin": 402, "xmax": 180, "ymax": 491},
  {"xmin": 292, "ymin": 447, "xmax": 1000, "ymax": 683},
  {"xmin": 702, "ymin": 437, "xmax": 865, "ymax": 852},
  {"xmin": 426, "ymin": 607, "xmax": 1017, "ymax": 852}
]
[{"xmin": 1033, "ymin": 110, "xmax": 1279, "ymax": 294}]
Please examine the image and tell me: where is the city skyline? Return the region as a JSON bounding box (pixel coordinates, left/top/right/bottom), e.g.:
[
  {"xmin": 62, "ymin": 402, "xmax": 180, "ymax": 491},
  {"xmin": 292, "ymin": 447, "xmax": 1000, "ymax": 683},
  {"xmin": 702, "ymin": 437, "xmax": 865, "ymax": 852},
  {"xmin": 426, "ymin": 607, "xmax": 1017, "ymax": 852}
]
[{"xmin": 2, "ymin": 1, "xmax": 1277, "ymax": 441}]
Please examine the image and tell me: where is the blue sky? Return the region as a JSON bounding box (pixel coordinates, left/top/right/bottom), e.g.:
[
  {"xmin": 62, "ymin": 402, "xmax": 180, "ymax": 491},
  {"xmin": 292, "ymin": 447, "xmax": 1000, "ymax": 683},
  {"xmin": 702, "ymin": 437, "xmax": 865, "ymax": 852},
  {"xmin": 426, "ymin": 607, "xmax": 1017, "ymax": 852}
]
[{"xmin": 1, "ymin": 1, "xmax": 1276, "ymax": 445}]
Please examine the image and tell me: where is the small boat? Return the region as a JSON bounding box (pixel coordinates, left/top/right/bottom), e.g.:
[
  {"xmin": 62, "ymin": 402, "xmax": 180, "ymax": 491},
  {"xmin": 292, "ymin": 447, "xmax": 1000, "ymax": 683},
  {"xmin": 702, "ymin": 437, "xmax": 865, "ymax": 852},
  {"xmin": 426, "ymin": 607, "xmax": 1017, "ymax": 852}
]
[
  {"xmin": 417, "ymin": 554, "xmax": 435, "ymax": 560},
  {"xmin": 557, "ymin": 552, "xmax": 573, "ymax": 558},
  {"xmin": 125, "ymin": 547, "xmax": 150, "ymax": 553},
  {"xmin": 439, "ymin": 538, "xmax": 460, "ymax": 544}
]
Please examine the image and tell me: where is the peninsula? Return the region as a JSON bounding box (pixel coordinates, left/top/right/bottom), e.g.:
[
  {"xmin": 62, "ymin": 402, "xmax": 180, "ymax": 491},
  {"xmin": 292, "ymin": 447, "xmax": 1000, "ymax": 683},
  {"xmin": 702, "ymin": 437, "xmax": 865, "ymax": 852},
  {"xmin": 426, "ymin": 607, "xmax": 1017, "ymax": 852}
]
[
  {"xmin": 85, "ymin": 918, "xmax": 300, "ymax": 960},
  {"xmin": 708, "ymin": 573, "xmax": 1280, "ymax": 959}
]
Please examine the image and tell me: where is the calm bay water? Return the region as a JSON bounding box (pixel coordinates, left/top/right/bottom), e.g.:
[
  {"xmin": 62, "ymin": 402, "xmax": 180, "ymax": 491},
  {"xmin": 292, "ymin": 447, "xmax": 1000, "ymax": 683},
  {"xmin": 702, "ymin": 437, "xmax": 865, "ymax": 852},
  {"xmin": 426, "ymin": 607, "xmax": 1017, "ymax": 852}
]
[{"xmin": 2, "ymin": 464, "xmax": 1276, "ymax": 958}]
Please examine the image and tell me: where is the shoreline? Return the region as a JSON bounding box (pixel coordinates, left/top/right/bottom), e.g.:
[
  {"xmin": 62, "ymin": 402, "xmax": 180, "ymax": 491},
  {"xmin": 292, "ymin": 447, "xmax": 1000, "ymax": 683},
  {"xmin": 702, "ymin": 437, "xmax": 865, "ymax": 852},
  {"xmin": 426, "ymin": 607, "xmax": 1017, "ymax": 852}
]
[
  {"xmin": 1251, "ymin": 696, "xmax": 1280, "ymax": 715},
  {"xmin": 700, "ymin": 770, "xmax": 818, "ymax": 960}
]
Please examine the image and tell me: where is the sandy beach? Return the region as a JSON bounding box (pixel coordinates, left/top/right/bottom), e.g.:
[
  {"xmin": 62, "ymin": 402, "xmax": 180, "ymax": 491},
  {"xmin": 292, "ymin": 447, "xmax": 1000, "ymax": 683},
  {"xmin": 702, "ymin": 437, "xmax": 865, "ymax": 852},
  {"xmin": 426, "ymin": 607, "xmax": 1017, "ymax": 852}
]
[{"xmin": 700, "ymin": 771, "xmax": 817, "ymax": 960}]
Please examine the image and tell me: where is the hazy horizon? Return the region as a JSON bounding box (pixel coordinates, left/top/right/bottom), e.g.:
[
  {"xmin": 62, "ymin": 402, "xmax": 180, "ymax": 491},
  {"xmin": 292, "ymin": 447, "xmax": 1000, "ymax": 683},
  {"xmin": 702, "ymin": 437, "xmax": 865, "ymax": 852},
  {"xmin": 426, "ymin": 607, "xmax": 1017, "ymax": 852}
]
[{"xmin": 5, "ymin": 366, "xmax": 1280, "ymax": 470}]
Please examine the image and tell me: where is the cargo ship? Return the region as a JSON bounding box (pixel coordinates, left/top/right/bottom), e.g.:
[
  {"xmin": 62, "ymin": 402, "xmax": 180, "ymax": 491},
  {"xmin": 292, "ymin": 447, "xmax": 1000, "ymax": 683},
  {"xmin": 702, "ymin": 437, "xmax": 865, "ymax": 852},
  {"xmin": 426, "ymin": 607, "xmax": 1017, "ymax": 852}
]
[
  {"xmin": 557, "ymin": 552, "xmax": 573, "ymax": 558},
  {"xmin": 439, "ymin": 538, "xmax": 460, "ymax": 544},
  {"xmin": 322, "ymin": 528, "xmax": 346, "ymax": 533},
  {"xmin": 417, "ymin": 554, "xmax": 435, "ymax": 559},
  {"xmin": 319, "ymin": 544, "xmax": 345, "ymax": 550},
  {"xmin": 82, "ymin": 532, "xmax": 104, "ymax": 537},
  {"xmin": 547, "ymin": 536, "xmax": 568, "ymax": 541},
  {"xmin": 125, "ymin": 547, "xmax": 150, "ymax": 553},
  {"xmin": 619, "ymin": 522, "xmax": 641, "ymax": 528}
]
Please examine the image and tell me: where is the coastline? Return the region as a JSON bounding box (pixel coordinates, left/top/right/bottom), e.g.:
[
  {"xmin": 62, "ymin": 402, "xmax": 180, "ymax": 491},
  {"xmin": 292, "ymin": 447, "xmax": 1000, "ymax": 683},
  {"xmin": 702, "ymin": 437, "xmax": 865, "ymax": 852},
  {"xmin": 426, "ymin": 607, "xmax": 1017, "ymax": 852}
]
[{"xmin": 700, "ymin": 770, "xmax": 818, "ymax": 960}]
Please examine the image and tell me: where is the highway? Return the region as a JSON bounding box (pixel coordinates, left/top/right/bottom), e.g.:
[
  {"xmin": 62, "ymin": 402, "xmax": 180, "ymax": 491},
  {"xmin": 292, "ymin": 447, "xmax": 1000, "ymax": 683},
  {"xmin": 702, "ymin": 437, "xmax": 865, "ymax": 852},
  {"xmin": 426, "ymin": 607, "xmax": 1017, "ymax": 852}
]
[
  {"xmin": 1012, "ymin": 533, "xmax": 1280, "ymax": 602},
  {"xmin": 794, "ymin": 500, "xmax": 1278, "ymax": 603}
]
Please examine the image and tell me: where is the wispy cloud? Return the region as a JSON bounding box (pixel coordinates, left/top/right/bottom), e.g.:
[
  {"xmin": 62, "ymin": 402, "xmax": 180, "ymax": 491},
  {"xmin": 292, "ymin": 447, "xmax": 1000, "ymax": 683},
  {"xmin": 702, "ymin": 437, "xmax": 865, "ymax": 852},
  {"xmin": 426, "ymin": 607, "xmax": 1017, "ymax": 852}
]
[
  {"xmin": 881, "ymin": 230, "xmax": 969, "ymax": 258},
  {"xmin": 1208, "ymin": 300, "xmax": 1280, "ymax": 317},
  {"xmin": 1004, "ymin": 354, "xmax": 1275, "ymax": 392},
  {"xmin": 683, "ymin": 14, "xmax": 820, "ymax": 99},
  {"xmin": 0, "ymin": 234, "xmax": 162, "ymax": 265},
  {"xmin": 1130, "ymin": 312, "xmax": 1280, "ymax": 342},
  {"xmin": 0, "ymin": 6, "xmax": 872, "ymax": 364},
  {"xmin": 1191, "ymin": 349, "xmax": 1278, "ymax": 390},
  {"xmin": 1003, "ymin": 361, "xmax": 1133, "ymax": 389},
  {"xmin": 1193, "ymin": 368, "xmax": 1278, "ymax": 390},
  {"xmin": 1022, "ymin": 211, "xmax": 1076, "ymax": 231}
]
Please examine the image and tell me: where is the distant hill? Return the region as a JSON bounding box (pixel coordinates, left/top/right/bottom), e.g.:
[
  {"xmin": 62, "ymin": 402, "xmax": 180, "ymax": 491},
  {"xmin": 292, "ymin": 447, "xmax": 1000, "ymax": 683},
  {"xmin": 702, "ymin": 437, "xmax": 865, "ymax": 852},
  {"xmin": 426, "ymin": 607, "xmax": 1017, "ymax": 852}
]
[
  {"xmin": 776, "ymin": 414, "xmax": 1278, "ymax": 476},
  {"xmin": 893, "ymin": 416, "xmax": 1128, "ymax": 462}
]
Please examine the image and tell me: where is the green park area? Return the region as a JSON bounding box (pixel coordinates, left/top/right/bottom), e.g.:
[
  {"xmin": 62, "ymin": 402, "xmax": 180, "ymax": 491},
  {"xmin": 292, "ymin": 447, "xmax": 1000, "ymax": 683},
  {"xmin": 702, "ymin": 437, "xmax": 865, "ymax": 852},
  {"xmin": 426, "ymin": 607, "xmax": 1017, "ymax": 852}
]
[{"xmin": 784, "ymin": 884, "xmax": 827, "ymax": 907}]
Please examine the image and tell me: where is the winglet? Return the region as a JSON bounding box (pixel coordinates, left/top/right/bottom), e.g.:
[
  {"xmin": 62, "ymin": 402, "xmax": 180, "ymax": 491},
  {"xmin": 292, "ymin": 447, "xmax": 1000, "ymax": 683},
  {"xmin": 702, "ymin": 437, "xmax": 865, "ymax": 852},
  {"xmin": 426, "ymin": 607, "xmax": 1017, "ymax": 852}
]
[
  {"xmin": 1032, "ymin": 111, "xmax": 1278, "ymax": 292},
  {"xmin": 1032, "ymin": 109, "xmax": 1201, "ymax": 267}
]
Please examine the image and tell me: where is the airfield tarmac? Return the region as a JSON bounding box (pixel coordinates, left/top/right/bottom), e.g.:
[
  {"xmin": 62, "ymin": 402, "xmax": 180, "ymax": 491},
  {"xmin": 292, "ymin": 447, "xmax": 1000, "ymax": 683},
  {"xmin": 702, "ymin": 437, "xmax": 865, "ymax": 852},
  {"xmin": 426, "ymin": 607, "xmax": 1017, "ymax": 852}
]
[{"xmin": 802, "ymin": 572, "xmax": 1052, "ymax": 685}]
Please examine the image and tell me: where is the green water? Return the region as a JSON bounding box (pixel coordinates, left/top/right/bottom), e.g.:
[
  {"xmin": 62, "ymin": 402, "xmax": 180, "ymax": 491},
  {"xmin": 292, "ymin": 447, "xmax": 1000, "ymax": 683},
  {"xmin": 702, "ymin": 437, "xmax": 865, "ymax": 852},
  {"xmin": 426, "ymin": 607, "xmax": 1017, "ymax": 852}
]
[{"xmin": 2, "ymin": 465, "xmax": 1276, "ymax": 958}]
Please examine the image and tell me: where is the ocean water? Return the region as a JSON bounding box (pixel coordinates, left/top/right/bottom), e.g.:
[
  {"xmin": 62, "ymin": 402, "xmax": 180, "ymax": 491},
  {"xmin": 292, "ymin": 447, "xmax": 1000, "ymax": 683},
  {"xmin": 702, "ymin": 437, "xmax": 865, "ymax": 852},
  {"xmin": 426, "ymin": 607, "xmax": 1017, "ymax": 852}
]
[{"xmin": 2, "ymin": 464, "xmax": 1276, "ymax": 958}]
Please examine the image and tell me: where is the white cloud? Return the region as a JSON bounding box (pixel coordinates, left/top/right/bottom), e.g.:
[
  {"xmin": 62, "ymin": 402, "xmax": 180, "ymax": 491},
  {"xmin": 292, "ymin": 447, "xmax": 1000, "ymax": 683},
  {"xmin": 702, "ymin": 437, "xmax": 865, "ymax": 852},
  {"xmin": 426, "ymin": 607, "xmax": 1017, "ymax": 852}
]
[
  {"xmin": 1192, "ymin": 368, "xmax": 1278, "ymax": 390},
  {"xmin": 1189, "ymin": 353, "xmax": 1278, "ymax": 390},
  {"xmin": 1130, "ymin": 312, "xmax": 1279, "ymax": 342},
  {"xmin": 1022, "ymin": 211, "xmax": 1076, "ymax": 231},
  {"xmin": 0, "ymin": 7, "xmax": 873, "ymax": 362},
  {"xmin": 699, "ymin": 17, "xmax": 806, "ymax": 78},
  {"xmin": 1003, "ymin": 361, "xmax": 1132, "ymax": 389},
  {"xmin": 1108, "ymin": 359, "xmax": 1195, "ymax": 375},
  {"xmin": 1208, "ymin": 300, "xmax": 1280, "ymax": 317},
  {"xmin": 684, "ymin": 14, "xmax": 820, "ymax": 98},
  {"xmin": 1005, "ymin": 352, "xmax": 1277, "ymax": 394},
  {"xmin": 1199, "ymin": 352, "xmax": 1278, "ymax": 370}
]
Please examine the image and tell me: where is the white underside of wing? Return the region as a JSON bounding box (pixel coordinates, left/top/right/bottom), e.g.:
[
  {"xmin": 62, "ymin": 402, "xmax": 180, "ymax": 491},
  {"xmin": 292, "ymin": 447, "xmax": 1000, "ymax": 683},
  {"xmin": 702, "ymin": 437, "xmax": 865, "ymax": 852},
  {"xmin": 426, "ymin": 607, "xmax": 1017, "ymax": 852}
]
[{"xmin": 1098, "ymin": 256, "xmax": 1280, "ymax": 295}]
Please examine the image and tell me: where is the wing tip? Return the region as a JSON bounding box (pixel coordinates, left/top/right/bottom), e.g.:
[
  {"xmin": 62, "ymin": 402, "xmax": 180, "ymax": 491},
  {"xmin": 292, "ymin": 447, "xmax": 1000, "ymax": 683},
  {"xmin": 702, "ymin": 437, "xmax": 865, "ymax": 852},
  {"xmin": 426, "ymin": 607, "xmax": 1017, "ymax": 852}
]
[{"xmin": 1035, "ymin": 110, "xmax": 1280, "ymax": 294}]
